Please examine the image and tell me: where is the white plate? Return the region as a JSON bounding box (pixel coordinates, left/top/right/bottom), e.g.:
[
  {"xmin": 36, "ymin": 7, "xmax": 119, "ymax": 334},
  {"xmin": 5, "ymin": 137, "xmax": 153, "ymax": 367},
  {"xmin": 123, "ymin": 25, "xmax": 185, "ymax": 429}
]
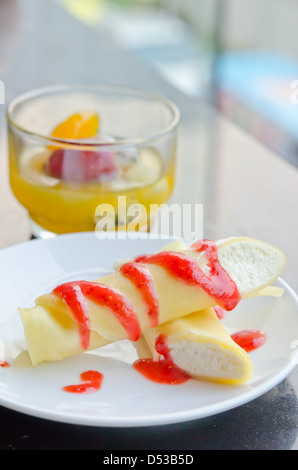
[{"xmin": 0, "ymin": 232, "xmax": 298, "ymax": 427}]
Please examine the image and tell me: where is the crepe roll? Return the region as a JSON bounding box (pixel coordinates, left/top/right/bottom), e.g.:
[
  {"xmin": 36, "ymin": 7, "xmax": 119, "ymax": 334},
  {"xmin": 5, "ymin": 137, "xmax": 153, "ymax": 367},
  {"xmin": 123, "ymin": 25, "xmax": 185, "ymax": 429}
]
[
  {"xmin": 18, "ymin": 237, "xmax": 286, "ymax": 366},
  {"xmin": 140, "ymin": 308, "xmax": 253, "ymax": 385}
]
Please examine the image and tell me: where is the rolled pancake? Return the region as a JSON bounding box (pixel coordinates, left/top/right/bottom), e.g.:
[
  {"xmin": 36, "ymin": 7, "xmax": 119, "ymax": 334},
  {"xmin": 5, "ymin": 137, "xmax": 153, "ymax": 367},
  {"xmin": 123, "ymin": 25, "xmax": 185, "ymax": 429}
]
[
  {"xmin": 140, "ymin": 308, "xmax": 253, "ymax": 385},
  {"xmin": 18, "ymin": 237, "xmax": 286, "ymax": 366},
  {"xmin": 135, "ymin": 239, "xmax": 283, "ymax": 385}
]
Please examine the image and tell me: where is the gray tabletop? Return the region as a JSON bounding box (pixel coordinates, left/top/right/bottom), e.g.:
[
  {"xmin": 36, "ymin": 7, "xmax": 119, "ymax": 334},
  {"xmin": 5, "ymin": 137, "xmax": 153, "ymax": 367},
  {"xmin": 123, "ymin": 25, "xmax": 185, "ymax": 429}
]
[{"xmin": 1, "ymin": 0, "xmax": 298, "ymax": 450}]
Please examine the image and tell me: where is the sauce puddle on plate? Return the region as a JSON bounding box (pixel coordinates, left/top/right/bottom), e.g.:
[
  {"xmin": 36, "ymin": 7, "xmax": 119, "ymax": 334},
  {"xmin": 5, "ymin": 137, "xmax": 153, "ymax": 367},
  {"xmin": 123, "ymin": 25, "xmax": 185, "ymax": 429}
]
[{"xmin": 63, "ymin": 370, "xmax": 103, "ymax": 394}]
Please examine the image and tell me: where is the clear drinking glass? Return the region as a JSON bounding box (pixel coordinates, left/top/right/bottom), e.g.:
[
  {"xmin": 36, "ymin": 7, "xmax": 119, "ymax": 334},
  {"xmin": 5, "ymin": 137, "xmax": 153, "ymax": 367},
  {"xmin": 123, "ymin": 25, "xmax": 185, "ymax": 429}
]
[{"xmin": 6, "ymin": 84, "xmax": 180, "ymax": 237}]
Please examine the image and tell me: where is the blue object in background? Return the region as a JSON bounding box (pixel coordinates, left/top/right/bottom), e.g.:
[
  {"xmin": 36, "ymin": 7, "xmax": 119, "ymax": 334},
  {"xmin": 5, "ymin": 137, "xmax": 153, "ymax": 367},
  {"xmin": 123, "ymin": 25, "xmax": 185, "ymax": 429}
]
[{"xmin": 214, "ymin": 52, "xmax": 298, "ymax": 165}]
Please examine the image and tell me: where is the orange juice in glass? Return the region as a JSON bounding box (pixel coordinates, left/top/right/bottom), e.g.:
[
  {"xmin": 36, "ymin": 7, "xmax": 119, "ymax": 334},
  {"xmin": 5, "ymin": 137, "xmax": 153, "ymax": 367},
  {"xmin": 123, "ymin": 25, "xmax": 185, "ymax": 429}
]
[{"xmin": 6, "ymin": 85, "xmax": 180, "ymax": 237}]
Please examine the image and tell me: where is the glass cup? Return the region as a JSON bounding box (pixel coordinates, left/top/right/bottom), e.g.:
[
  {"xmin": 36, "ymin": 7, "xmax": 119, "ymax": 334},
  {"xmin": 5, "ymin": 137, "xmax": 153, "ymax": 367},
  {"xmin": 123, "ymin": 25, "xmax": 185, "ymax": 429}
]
[{"xmin": 6, "ymin": 84, "xmax": 180, "ymax": 238}]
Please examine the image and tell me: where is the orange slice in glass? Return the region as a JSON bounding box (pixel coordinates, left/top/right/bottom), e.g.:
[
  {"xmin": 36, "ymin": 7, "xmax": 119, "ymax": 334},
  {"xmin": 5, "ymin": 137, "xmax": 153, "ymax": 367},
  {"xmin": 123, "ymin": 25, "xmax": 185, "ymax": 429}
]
[{"xmin": 49, "ymin": 112, "xmax": 99, "ymax": 148}]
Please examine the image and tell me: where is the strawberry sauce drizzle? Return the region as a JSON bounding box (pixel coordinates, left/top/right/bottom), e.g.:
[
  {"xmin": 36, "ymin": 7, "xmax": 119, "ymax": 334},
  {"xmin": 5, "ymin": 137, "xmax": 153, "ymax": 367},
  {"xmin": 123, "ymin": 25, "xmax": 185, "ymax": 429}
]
[
  {"xmin": 0, "ymin": 361, "xmax": 10, "ymax": 368},
  {"xmin": 142, "ymin": 239, "xmax": 240, "ymax": 311},
  {"xmin": 133, "ymin": 255, "xmax": 149, "ymax": 263},
  {"xmin": 53, "ymin": 239, "xmax": 240, "ymax": 367},
  {"xmin": 231, "ymin": 329, "xmax": 266, "ymax": 352},
  {"xmin": 213, "ymin": 306, "xmax": 226, "ymax": 320},
  {"xmin": 133, "ymin": 334, "xmax": 190, "ymax": 385},
  {"xmin": 53, "ymin": 282, "xmax": 90, "ymax": 350},
  {"xmin": 63, "ymin": 370, "xmax": 103, "ymax": 394},
  {"xmin": 54, "ymin": 281, "xmax": 141, "ymax": 349},
  {"xmin": 120, "ymin": 261, "xmax": 159, "ymax": 326}
]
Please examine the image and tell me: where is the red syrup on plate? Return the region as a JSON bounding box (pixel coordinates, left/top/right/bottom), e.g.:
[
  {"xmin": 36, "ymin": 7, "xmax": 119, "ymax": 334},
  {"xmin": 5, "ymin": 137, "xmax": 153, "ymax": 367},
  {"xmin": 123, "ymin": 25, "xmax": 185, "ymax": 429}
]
[
  {"xmin": 0, "ymin": 361, "xmax": 10, "ymax": 368},
  {"xmin": 231, "ymin": 329, "xmax": 266, "ymax": 352},
  {"xmin": 133, "ymin": 334, "xmax": 190, "ymax": 385},
  {"xmin": 63, "ymin": 370, "xmax": 103, "ymax": 394}
]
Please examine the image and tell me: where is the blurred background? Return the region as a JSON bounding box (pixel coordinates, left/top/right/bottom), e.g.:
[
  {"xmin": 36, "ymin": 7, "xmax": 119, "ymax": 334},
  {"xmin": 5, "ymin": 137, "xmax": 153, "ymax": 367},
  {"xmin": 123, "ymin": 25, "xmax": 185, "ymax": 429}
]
[
  {"xmin": 54, "ymin": 0, "xmax": 298, "ymax": 168},
  {"xmin": 1, "ymin": 0, "xmax": 298, "ymax": 247}
]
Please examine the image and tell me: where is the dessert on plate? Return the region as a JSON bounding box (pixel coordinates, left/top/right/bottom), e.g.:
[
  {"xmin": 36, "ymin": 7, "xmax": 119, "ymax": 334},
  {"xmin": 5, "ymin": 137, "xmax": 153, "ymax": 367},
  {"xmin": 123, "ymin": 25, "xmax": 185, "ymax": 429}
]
[{"xmin": 18, "ymin": 236, "xmax": 286, "ymax": 387}]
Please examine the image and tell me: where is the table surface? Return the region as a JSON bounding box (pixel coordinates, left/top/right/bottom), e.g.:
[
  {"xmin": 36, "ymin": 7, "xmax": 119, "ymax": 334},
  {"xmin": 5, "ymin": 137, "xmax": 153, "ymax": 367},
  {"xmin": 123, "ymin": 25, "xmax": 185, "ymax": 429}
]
[{"xmin": 1, "ymin": 0, "xmax": 298, "ymax": 450}]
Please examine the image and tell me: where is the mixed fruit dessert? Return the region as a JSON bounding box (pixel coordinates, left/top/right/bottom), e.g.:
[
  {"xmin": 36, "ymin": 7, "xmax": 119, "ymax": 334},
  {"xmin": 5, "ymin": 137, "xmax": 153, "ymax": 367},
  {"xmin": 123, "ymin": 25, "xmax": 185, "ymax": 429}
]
[{"xmin": 9, "ymin": 112, "xmax": 175, "ymax": 234}]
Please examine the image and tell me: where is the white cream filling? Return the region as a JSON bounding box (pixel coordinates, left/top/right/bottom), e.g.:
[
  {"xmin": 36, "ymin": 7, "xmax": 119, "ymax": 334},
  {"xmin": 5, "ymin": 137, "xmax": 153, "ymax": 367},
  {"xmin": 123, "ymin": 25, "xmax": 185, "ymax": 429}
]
[
  {"xmin": 169, "ymin": 339, "xmax": 246, "ymax": 379},
  {"xmin": 191, "ymin": 239, "xmax": 285, "ymax": 296}
]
